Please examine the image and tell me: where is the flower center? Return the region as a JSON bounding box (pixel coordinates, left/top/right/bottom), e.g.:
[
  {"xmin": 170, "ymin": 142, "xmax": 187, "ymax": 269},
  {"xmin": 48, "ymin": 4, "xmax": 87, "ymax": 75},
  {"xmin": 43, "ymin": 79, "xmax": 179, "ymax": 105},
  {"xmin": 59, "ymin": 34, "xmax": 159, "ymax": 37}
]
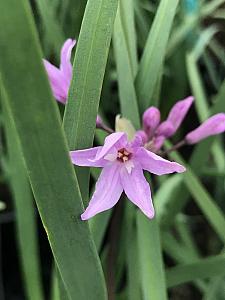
[{"xmin": 117, "ymin": 148, "xmax": 132, "ymax": 163}]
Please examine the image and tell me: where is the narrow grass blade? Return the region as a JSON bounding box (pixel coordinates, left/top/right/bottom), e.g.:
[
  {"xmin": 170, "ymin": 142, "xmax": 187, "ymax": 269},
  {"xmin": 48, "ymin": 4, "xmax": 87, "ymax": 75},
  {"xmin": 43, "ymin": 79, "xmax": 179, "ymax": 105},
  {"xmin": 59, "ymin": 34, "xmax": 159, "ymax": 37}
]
[
  {"xmin": 0, "ymin": 1, "xmax": 106, "ymax": 299},
  {"xmin": 125, "ymin": 203, "xmax": 141, "ymax": 300},
  {"xmin": 113, "ymin": 3, "xmax": 140, "ymax": 128},
  {"xmin": 168, "ymin": 147, "xmax": 225, "ymax": 244},
  {"xmin": 166, "ymin": 253, "xmax": 225, "ymax": 287},
  {"xmin": 35, "ymin": 0, "xmax": 65, "ymax": 55},
  {"xmin": 1, "ymin": 87, "xmax": 44, "ymax": 300},
  {"xmin": 63, "ymin": 0, "xmax": 119, "ymax": 201},
  {"xmin": 137, "ymin": 212, "xmax": 168, "ymax": 300},
  {"xmin": 191, "ymin": 26, "xmax": 218, "ymax": 61},
  {"xmin": 201, "ymin": 0, "xmax": 225, "ymax": 17},
  {"xmin": 136, "ymin": 0, "xmax": 179, "ymax": 111},
  {"xmin": 119, "ymin": 0, "xmax": 138, "ymax": 76},
  {"xmin": 203, "ymin": 276, "xmax": 225, "ymax": 300}
]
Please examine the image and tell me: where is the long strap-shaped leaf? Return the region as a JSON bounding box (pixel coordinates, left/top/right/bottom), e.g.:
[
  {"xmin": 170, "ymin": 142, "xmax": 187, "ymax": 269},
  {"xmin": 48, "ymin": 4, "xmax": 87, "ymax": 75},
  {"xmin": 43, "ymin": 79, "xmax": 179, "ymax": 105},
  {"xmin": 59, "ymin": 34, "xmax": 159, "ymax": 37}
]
[
  {"xmin": 1, "ymin": 86, "xmax": 44, "ymax": 300},
  {"xmin": 113, "ymin": 2, "xmax": 140, "ymax": 128},
  {"xmin": 0, "ymin": 1, "xmax": 106, "ymax": 299},
  {"xmin": 63, "ymin": 0, "xmax": 119, "ymax": 201},
  {"xmin": 135, "ymin": 0, "xmax": 179, "ymax": 111},
  {"xmin": 166, "ymin": 253, "xmax": 225, "ymax": 287},
  {"xmin": 63, "ymin": 0, "xmax": 118, "ymax": 148},
  {"xmin": 137, "ymin": 213, "xmax": 168, "ymax": 300}
]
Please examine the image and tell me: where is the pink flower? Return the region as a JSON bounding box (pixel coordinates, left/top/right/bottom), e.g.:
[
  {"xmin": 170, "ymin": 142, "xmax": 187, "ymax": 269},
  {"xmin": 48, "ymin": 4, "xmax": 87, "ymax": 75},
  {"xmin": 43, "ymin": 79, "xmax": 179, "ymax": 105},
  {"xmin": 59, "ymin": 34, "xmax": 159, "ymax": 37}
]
[
  {"xmin": 43, "ymin": 39, "xmax": 76, "ymax": 104},
  {"xmin": 143, "ymin": 96, "xmax": 194, "ymax": 151},
  {"xmin": 185, "ymin": 113, "xmax": 225, "ymax": 144},
  {"xmin": 70, "ymin": 132, "xmax": 186, "ymax": 220}
]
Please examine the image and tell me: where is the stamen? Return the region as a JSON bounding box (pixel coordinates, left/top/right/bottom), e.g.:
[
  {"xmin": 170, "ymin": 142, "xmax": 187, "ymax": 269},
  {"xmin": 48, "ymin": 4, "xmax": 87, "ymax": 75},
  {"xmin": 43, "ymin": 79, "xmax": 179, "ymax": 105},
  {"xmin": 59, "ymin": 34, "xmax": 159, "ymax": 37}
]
[{"xmin": 117, "ymin": 148, "xmax": 132, "ymax": 163}]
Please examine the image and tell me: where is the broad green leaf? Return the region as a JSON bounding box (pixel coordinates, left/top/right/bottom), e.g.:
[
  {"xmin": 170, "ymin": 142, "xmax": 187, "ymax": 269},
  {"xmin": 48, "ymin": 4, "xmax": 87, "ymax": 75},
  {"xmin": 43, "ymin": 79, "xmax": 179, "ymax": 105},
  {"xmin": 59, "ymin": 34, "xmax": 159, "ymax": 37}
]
[
  {"xmin": 137, "ymin": 213, "xmax": 168, "ymax": 300},
  {"xmin": 136, "ymin": 0, "xmax": 179, "ymax": 111},
  {"xmin": 166, "ymin": 253, "xmax": 225, "ymax": 287},
  {"xmin": 1, "ymin": 87, "xmax": 44, "ymax": 300},
  {"xmin": 63, "ymin": 0, "xmax": 119, "ymax": 201},
  {"xmin": 0, "ymin": 1, "xmax": 106, "ymax": 299}
]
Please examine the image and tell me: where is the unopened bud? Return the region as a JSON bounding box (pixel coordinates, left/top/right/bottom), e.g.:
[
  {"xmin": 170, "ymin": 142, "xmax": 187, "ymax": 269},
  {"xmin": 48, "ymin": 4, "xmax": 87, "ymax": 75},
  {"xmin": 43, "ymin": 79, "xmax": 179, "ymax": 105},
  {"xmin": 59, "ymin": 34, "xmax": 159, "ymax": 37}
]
[
  {"xmin": 185, "ymin": 113, "xmax": 225, "ymax": 144},
  {"xmin": 143, "ymin": 107, "xmax": 160, "ymax": 138}
]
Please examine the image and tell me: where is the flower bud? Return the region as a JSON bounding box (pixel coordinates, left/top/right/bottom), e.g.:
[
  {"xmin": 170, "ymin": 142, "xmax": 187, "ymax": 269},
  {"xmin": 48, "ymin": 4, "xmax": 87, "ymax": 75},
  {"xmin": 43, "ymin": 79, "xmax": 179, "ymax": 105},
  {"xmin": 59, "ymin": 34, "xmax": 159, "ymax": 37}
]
[
  {"xmin": 143, "ymin": 107, "xmax": 160, "ymax": 138},
  {"xmin": 96, "ymin": 115, "xmax": 103, "ymax": 128},
  {"xmin": 153, "ymin": 136, "xmax": 166, "ymax": 152},
  {"xmin": 166, "ymin": 96, "xmax": 194, "ymax": 134},
  {"xmin": 185, "ymin": 113, "xmax": 225, "ymax": 144},
  {"xmin": 135, "ymin": 130, "xmax": 148, "ymax": 144},
  {"xmin": 155, "ymin": 121, "xmax": 174, "ymax": 138}
]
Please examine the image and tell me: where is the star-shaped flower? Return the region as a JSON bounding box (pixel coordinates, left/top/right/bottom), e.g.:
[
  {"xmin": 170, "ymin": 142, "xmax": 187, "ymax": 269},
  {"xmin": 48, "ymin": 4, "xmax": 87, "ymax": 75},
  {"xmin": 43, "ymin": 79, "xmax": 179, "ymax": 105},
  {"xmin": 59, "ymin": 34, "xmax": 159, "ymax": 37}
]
[{"xmin": 70, "ymin": 132, "xmax": 186, "ymax": 220}]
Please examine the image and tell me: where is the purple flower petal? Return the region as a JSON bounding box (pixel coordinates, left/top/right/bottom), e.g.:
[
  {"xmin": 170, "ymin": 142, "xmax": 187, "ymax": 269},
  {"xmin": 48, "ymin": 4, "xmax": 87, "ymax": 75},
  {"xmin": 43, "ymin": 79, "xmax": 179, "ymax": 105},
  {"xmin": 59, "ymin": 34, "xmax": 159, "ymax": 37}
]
[
  {"xmin": 70, "ymin": 146, "xmax": 107, "ymax": 167},
  {"xmin": 143, "ymin": 107, "xmax": 161, "ymax": 138},
  {"xmin": 166, "ymin": 96, "xmax": 194, "ymax": 135},
  {"xmin": 43, "ymin": 59, "xmax": 68, "ymax": 103},
  {"xmin": 81, "ymin": 163, "xmax": 123, "ymax": 220},
  {"xmin": 60, "ymin": 39, "xmax": 76, "ymax": 82},
  {"xmin": 185, "ymin": 113, "xmax": 225, "ymax": 144},
  {"xmin": 120, "ymin": 164, "xmax": 154, "ymax": 219},
  {"xmin": 94, "ymin": 132, "xmax": 127, "ymax": 161},
  {"xmin": 136, "ymin": 147, "xmax": 186, "ymax": 175}
]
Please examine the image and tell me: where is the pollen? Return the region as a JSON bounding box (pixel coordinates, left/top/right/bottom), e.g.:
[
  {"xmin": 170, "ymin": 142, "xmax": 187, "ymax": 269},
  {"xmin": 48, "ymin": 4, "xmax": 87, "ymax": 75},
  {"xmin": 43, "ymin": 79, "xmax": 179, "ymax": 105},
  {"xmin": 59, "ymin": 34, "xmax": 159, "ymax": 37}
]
[{"xmin": 117, "ymin": 148, "xmax": 132, "ymax": 163}]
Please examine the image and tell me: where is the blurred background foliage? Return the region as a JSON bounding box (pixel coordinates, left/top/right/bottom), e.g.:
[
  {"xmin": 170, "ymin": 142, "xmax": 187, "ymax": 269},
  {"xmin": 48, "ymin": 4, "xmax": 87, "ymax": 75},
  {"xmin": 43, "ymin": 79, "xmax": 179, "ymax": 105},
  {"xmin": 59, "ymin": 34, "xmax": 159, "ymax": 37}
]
[{"xmin": 0, "ymin": 0, "xmax": 225, "ymax": 299}]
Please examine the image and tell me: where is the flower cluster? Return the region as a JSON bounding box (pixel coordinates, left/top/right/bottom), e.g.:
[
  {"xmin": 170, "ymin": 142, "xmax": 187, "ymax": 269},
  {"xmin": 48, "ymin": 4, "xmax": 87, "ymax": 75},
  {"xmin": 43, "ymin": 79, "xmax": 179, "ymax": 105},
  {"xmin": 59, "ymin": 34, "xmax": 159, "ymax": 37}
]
[
  {"xmin": 137, "ymin": 97, "xmax": 225, "ymax": 152},
  {"xmin": 44, "ymin": 39, "xmax": 225, "ymax": 221}
]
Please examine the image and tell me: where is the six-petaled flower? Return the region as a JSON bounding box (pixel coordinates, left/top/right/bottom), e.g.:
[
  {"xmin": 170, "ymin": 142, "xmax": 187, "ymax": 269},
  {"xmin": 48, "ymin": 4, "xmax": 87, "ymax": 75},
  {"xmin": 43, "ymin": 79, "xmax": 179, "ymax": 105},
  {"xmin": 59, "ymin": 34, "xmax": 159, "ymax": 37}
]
[{"xmin": 70, "ymin": 132, "xmax": 186, "ymax": 220}]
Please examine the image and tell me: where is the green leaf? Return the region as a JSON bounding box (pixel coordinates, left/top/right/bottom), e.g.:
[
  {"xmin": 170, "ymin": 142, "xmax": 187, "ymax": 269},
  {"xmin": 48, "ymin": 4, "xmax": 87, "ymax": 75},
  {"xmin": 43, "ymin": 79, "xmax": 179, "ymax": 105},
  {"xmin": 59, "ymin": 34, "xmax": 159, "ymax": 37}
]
[
  {"xmin": 137, "ymin": 213, "xmax": 168, "ymax": 300},
  {"xmin": 113, "ymin": 2, "xmax": 140, "ymax": 128},
  {"xmin": 168, "ymin": 146, "xmax": 225, "ymax": 244},
  {"xmin": 35, "ymin": 0, "xmax": 65, "ymax": 55},
  {"xmin": 1, "ymin": 87, "xmax": 44, "ymax": 300},
  {"xmin": 0, "ymin": 1, "xmax": 106, "ymax": 299},
  {"xmin": 201, "ymin": 0, "xmax": 225, "ymax": 17},
  {"xmin": 136, "ymin": 0, "xmax": 179, "ymax": 110},
  {"xmin": 119, "ymin": 0, "xmax": 138, "ymax": 76},
  {"xmin": 63, "ymin": 0, "xmax": 119, "ymax": 201},
  {"xmin": 125, "ymin": 203, "xmax": 142, "ymax": 300},
  {"xmin": 166, "ymin": 253, "xmax": 225, "ymax": 287}
]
